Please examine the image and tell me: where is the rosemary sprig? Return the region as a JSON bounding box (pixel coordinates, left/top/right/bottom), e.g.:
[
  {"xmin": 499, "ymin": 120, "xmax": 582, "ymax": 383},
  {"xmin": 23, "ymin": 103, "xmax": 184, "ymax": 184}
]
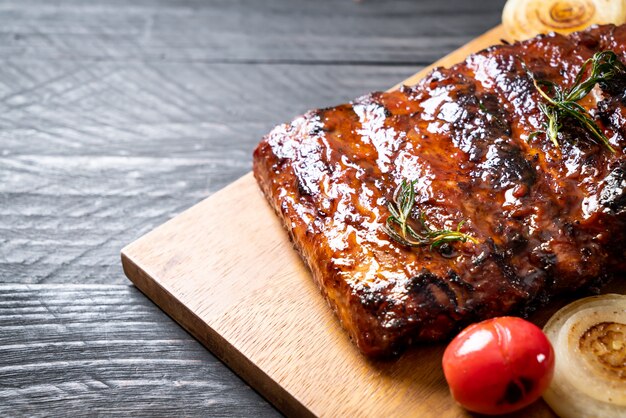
[
  {"xmin": 382, "ymin": 180, "xmax": 477, "ymax": 249},
  {"xmin": 525, "ymin": 50, "xmax": 626, "ymax": 154}
]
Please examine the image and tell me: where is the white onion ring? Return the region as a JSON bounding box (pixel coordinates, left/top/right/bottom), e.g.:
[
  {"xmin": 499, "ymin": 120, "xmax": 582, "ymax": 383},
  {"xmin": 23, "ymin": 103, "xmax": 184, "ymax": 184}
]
[
  {"xmin": 503, "ymin": 0, "xmax": 626, "ymax": 41},
  {"xmin": 543, "ymin": 294, "xmax": 626, "ymax": 418}
]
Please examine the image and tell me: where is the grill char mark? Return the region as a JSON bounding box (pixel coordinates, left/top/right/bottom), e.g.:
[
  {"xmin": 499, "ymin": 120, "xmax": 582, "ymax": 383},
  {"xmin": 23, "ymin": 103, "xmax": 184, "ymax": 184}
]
[{"xmin": 253, "ymin": 24, "xmax": 626, "ymax": 357}]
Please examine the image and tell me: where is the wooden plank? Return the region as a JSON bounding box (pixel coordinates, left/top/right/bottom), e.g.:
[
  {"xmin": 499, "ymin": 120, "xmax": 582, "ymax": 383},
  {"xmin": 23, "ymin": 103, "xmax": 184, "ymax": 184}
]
[
  {"xmin": 0, "ymin": 0, "xmax": 509, "ymax": 416},
  {"xmin": 0, "ymin": 0, "xmax": 502, "ymax": 64},
  {"xmin": 0, "ymin": 63, "xmax": 416, "ymax": 285},
  {"xmin": 0, "ymin": 284, "xmax": 280, "ymax": 417},
  {"xmin": 121, "ymin": 25, "xmax": 573, "ymax": 417}
]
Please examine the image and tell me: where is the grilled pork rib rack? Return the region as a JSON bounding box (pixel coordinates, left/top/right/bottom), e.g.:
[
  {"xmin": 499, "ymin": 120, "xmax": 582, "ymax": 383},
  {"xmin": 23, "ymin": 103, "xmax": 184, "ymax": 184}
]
[{"xmin": 253, "ymin": 25, "xmax": 626, "ymax": 357}]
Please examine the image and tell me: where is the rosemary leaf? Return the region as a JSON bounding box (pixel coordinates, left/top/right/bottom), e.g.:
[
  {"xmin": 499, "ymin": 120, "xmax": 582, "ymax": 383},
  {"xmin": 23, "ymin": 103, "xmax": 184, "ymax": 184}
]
[
  {"xmin": 525, "ymin": 50, "xmax": 626, "ymax": 154},
  {"xmin": 381, "ymin": 180, "xmax": 477, "ymax": 250}
]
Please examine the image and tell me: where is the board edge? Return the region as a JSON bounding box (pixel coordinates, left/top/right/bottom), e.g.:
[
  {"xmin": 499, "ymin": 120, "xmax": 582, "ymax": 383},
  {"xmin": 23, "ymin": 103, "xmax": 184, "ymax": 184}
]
[
  {"xmin": 120, "ymin": 251, "xmax": 316, "ymax": 418},
  {"xmin": 119, "ymin": 23, "xmax": 509, "ymax": 418}
]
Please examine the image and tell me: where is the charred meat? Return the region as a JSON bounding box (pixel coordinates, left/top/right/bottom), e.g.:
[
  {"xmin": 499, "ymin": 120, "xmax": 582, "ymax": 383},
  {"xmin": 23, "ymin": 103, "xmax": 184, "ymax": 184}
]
[{"xmin": 253, "ymin": 25, "xmax": 626, "ymax": 357}]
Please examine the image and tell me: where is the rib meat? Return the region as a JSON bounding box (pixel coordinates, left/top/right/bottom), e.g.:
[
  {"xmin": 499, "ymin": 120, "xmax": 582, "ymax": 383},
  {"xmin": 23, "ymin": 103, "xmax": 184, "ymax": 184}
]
[{"xmin": 253, "ymin": 24, "xmax": 626, "ymax": 357}]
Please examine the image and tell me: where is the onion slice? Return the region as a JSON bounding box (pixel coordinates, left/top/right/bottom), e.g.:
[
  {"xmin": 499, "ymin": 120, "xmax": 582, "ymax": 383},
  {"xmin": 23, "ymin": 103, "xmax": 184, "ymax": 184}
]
[
  {"xmin": 542, "ymin": 294, "xmax": 626, "ymax": 418},
  {"xmin": 503, "ymin": 0, "xmax": 626, "ymax": 41}
]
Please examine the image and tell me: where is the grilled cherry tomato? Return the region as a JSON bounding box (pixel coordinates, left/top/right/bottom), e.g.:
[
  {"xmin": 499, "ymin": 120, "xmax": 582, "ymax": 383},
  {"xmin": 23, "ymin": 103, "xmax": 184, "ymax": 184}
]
[{"xmin": 442, "ymin": 316, "xmax": 554, "ymax": 415}]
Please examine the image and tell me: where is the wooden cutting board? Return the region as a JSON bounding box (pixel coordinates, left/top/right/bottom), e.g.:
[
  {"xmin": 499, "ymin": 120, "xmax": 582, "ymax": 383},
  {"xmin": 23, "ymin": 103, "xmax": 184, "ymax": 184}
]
[{"xmin": 122, "ymin": 25, "xmax": 579, "ymax": 417}]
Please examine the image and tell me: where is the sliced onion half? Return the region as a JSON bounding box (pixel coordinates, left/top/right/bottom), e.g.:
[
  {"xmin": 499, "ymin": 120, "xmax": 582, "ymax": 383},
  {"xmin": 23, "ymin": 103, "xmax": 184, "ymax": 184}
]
[
  {"xmin": 503, "ymin": 0, "xmax": 626, "ymax": 41},
  {"xmin": 543, "ymin": 294, "xmax": 626, "ymax": 418}
]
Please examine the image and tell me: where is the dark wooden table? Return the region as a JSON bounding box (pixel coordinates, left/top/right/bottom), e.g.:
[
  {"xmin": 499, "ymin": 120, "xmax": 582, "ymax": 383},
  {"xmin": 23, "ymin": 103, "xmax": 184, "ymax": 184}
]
[{"xmin": 0, "ymin": 1, "xmax": 503, "ymax": 415}]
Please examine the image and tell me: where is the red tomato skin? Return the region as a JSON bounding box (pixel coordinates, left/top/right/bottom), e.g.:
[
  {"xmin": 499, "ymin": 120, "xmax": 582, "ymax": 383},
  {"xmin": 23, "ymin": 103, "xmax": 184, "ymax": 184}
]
[{"xmin": 442, "ymin": 317, "xmax": 554, "ymax": 415}]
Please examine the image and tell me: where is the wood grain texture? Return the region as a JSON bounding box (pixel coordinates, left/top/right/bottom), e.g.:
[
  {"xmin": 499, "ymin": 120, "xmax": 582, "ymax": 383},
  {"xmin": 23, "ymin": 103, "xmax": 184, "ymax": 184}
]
[
  {"xmin": 0, "ymin": 0, "xmax": 508, "ymax": 416},
  {"xmin": 1, "ymin": 0, "xmax": 503, "ymax": 64},
  {"xmin": 120, "ymin": 24, "xmax": 607, "ymax": 417},
  {"xmin": 0, "ymin": 63, "xmax": 417, "ymax": 284},
  {"xmin": 0, "ymin": 284, "xmax": 279, "ymax": 417},
  {"xmin": 0, "ymin": 0, "xmax": 501, "ymax": 286}
]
